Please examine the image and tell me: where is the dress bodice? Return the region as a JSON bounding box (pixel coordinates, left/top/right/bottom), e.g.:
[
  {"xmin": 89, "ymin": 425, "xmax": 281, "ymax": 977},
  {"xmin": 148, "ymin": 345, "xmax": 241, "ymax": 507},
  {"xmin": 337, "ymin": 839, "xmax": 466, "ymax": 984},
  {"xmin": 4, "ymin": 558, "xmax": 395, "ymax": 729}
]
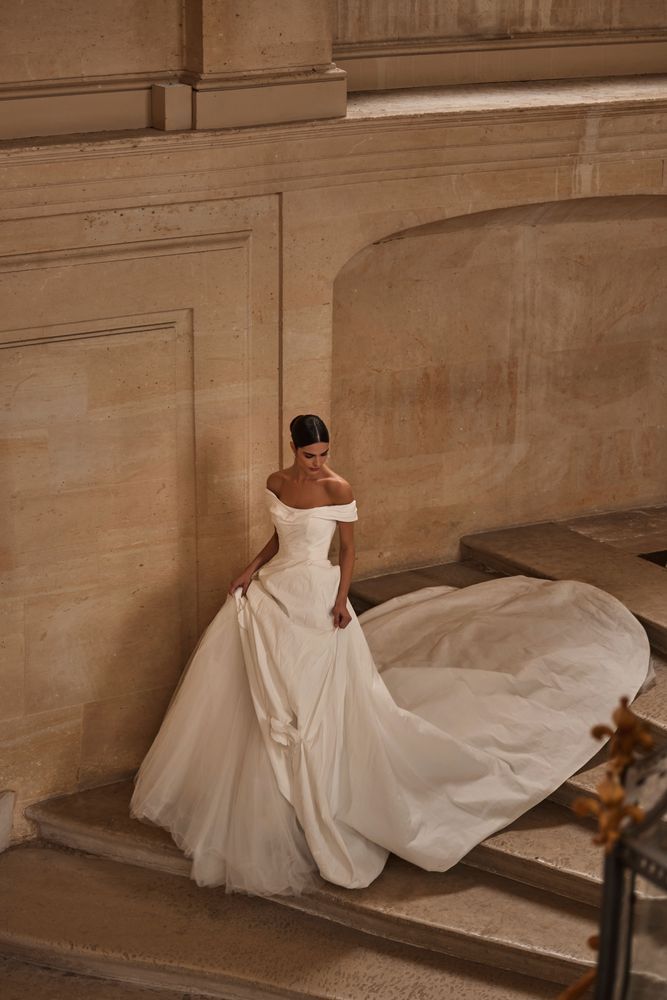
[{"xmin": 264, "ymin": 488, "xmax": 358, "ymax": 567}]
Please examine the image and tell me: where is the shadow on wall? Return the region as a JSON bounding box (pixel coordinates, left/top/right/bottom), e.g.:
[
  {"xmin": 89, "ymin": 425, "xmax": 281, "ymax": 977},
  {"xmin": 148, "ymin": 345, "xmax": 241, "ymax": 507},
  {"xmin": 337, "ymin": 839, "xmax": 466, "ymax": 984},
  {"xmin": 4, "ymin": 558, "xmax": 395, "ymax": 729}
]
[{"xmin": 332, "ymin": 195, "xmax": 667, "ymax": 577}]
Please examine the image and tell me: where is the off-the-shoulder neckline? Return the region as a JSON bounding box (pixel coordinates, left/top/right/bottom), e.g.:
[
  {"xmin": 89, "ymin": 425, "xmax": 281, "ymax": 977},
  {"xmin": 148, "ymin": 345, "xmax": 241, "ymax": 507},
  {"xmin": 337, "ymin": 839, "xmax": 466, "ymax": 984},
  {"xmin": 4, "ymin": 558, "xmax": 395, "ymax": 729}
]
[{"xmin": 265, "ymin": 487, "xmax": 356, "ymax": 511}]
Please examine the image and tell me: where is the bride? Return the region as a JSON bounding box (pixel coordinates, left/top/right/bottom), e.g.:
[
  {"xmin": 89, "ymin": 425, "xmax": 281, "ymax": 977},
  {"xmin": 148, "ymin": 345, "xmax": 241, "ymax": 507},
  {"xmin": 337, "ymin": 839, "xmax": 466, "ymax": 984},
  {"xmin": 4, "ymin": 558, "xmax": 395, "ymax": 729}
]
[{"xmin": 130, "ymin": 413, "xmax": 652, "ymax": 897}]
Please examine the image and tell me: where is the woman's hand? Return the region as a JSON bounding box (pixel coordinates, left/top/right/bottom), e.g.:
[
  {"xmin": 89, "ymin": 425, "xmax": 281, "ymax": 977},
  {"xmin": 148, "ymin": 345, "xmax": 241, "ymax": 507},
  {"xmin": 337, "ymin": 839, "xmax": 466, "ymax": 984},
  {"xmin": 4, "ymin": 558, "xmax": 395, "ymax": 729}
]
[
  {"xmin": 228, "ymin": 569, "xmax": 254, "ymax": 598},
  {"xmin": 332, "ymin": 599, "xmax": 352, "ymax": 629}
]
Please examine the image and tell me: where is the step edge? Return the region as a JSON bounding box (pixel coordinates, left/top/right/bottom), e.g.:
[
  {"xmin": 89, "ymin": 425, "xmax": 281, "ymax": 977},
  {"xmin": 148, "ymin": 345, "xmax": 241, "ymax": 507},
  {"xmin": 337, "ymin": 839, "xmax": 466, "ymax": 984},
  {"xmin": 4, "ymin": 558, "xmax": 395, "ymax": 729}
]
[
  {"xmin": 30, "ymin": 819, "xmax": 191, "ymax": 877},
  {"xmin": 2, "ymin": 842, "xmax": 598, "ymax": 990},
  {"xmin": 0, "ymin": 938, "xmax": 302, "ymax": 1000},
  {"xmin": 462, "ymin": 843, "xmax": 600, "ymax": 908},
  {"xmin": 276, "ymin": 891, "xmax": 593, "ymax": 988},
  {"xmin": 27, "ymin": 801, "xmax": 610, "ymax": 910},
  {"xmin": 29, "ymin": 805, "xmax": 609, "ymax": 911}
]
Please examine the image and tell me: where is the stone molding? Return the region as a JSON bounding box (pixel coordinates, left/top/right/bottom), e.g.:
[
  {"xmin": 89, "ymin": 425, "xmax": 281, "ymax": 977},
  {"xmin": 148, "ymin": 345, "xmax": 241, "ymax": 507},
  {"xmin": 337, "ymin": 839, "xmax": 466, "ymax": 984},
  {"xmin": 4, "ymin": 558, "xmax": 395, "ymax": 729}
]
[
  {"xmin": 0, "ymin": 66, "xmax": 346, "ymax": 140},
  {"xmin": 0, "ymin": 75, "xmax": 160, "ymax": 141},
  {"xmin": 185, "ymin": 65, "xmax": 347, "ymax": 130},
  {"xmin": 2, "ymin": 78, "xmax": 666, "ymax": 198},
  {"xmin": 0, "ymin": 231, "xmax": 250, "ymax": 274},
  {"xmin": 335, "ymin": 29, "xmax": 667, "ymax": 92},
  {"xmin": 3, "ymin": 23, "xmax": 667, "ymax": 139}
]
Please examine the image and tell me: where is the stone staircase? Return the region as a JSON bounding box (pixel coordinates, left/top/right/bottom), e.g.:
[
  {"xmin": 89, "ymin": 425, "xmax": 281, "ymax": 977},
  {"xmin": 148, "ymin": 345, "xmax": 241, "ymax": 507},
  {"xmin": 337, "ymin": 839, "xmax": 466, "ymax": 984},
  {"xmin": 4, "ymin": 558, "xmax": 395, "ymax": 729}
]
[{"xmin": 2, "ymin": 508, "xmax": 666, "ymax": 999}]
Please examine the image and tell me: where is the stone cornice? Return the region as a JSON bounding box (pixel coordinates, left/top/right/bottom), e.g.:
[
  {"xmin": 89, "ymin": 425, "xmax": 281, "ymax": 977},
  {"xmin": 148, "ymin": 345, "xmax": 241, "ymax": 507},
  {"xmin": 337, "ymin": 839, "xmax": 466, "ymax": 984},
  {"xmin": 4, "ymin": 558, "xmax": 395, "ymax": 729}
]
[
  {"xmin": 3, "ymin": 76, "xmax": 667, "ymax": 152},
  {"xmin": 1, "ymin": 77, "xmax": 666, "ymax": 216},
  {"xmin": 335, "ymin": 29, "xmax": 667, "ymax": 92},
  {"xmin": 0, "ymin": 72, "xmax": 180, "ymax": 101},
  {"xmin": 334, "ymin": 28, "xmax": 667, "ymax": 59}
]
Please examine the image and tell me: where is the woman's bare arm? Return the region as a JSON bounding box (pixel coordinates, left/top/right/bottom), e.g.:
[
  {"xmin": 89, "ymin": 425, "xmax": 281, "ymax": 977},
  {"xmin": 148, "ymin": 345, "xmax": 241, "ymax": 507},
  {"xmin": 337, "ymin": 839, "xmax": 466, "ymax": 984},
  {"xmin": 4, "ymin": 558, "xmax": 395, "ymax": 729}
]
[
  {"xmin": 228, "ymin": 530, "xmax": 279, "ymax": 596},
  {"xmin": 328, "ymin": 479, "xmax": 355, "ymax": 628},
  {"xmin": 334, "ymin": 520, "xmax": 355, "ymax": 627}
]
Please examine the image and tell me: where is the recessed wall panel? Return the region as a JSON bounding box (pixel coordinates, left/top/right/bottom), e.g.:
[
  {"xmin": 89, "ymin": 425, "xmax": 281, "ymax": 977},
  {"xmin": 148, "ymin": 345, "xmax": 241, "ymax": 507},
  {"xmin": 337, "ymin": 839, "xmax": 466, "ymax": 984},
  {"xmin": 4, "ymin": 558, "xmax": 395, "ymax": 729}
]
[{"xmin": 0, "ymin": 196, "xmax": 279, "ymax": 835}]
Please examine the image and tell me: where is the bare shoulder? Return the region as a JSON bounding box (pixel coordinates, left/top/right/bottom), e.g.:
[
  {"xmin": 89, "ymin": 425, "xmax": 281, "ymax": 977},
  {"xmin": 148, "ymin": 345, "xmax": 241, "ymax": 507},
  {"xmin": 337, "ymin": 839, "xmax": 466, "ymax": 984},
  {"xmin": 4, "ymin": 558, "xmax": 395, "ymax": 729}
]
[
  {"xmin": 266, "ymin": 470, "xmax": 286, "ymax": 495},
  {"xmin": 323, "ymin": 474, "xmax": 355, "ymax": 505}
]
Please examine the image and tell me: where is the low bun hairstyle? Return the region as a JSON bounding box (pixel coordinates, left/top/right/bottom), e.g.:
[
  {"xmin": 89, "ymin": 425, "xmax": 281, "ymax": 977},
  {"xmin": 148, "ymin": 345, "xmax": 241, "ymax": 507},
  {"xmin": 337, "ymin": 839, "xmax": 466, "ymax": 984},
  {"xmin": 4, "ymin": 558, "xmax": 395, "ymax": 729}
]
[{"xmin": 290, "ymin": 414, "xmax": 329, "ymax": 449}]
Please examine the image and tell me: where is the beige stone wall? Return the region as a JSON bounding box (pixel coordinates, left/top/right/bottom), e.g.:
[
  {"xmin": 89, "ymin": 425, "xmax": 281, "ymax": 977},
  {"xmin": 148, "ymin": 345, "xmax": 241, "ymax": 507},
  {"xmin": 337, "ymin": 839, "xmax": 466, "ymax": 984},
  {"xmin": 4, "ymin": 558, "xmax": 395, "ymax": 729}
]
[
  {"xmin": 1, "ymin": 196, "xmax": 280, "ymax": 837},
  {"xmin": 0, "ymin": 0, "xmax": 346, "ymax": 138},
  {"xmin": 189, "ymin": 0, "xmax": 334, "ymax": 75},
  {"xmin": 0, "ymin": 0, "xmax": 183, "ymax": 83},
  {"xmin": 334, "ymin": 1, "xmax": 667, "ymax": 41},
  {"xmin": 3, "ymin": 1, "xmax": 666, "ymax": 138},
  {"xmin": 1, "ymin": 77, "xmax": 666, "ymax": 842},
  {"xmin": 332, "ymin": 196, "xmax": 667, "ymax": 576},
  {"xmin": 0, "ymin": 0, "xmax": 332, "ymax": 85},
  {"xmin": 334, "ymin": 2, "xmax": 667, "ymax": 91}
]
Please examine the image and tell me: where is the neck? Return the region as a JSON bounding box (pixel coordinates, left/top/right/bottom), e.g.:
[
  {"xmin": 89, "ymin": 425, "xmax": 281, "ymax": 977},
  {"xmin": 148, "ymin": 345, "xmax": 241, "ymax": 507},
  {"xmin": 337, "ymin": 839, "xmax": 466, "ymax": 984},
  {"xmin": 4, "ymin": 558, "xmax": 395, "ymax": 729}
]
[{"xmin": 290, "ymin": 463, "xmax": 321, "ymax": 484}]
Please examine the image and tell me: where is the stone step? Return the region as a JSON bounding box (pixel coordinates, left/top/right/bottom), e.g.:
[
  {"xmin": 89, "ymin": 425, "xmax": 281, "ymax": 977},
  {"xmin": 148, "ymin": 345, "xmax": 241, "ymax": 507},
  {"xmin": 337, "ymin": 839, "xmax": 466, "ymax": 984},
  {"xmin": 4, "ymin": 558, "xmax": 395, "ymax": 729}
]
[
  {"xmin": 460, "ymin": 522, "xmax": 667, "ymax": 654},
  {"xmin": 26, "ymin": 778, "xmax": 610, "ymax": 908},
  {"xmin": 349, "ymin": 558, "xmax": 500, "ymax": 612},
  {"xmin": 626, "ymin": 651, "xmax": 667, "ymax": 743},
  {"xmin": 26, "ymin": 780, "xmax": 190, "ymax": 879},
  {"xmin": 553, "ymin": 752, "xmax": 667, "ymax": 839},
  {"xmin": 463, "ymin": 798, "xmax": 606, "ymax": 908},
  {"xmin": 0, "ymin": 954, "xmax": 212, "ymax": 1000},
  {"xmin": 0, "ymin": 842, "xmax": 590, "ymax": 994},
  {"xmin": 553, "ymin": 754, "xmax": 619, "ymax": 811},
  {"xmin": 562, "ymin": 505, "xmax": 667, "ymax": 556},
  {"xmin": 280, "ymin": 858, "xmax": 599, "ymax": 989}
]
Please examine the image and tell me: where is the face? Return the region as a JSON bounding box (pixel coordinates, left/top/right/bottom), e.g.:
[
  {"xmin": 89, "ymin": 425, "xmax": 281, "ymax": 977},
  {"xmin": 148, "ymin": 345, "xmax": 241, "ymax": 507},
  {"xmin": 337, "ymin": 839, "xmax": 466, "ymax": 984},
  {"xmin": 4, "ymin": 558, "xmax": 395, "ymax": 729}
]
[{"xmin": 290, "ymin": 440, "xmax": 330, "ymax": 475}]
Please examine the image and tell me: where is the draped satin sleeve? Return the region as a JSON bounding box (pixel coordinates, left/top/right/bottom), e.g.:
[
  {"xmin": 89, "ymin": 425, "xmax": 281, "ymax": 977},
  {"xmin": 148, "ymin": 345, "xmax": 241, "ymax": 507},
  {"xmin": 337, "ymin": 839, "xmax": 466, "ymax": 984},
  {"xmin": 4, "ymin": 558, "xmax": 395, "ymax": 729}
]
[{"xmin": 317, "ymin": 500, "xmax": 358, "ymax": 523}]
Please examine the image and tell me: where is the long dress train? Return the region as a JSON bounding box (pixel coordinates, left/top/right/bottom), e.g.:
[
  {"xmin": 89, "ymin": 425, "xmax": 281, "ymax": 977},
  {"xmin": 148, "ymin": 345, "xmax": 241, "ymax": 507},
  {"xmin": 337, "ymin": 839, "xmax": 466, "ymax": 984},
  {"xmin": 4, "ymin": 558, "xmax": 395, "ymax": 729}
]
[{"xmin": 129, "ymin": 489, "xmax": 652, "ymax": 896}]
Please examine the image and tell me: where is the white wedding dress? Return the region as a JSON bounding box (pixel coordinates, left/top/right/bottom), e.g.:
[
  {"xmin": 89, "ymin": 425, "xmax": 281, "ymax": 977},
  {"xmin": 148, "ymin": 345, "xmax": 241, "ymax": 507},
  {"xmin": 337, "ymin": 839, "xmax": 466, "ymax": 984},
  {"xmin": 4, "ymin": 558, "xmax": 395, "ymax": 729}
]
[{"xmin": 130, "ymin": 489, "xmax": 652, "ymax": 896}]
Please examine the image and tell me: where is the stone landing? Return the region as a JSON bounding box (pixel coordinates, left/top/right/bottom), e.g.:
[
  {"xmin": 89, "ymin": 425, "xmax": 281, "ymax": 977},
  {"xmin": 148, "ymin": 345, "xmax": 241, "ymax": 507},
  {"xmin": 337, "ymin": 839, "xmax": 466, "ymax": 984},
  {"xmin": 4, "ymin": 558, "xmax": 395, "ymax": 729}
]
[{"xmin": 460, "ymin": 508, "xmax": 667, "ymax": 654}]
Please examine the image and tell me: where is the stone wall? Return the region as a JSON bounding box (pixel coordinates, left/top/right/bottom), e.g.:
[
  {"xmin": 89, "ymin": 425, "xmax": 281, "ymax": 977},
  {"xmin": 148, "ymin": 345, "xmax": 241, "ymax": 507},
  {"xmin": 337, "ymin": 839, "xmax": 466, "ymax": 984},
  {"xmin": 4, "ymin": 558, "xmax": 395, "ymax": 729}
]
[
  {"xmin": 2, "ymin": 1, "xmax": 666, "ymax": 138},
  {"xmin": 333, "ymin": 1, "xmax": 667, "ymax": 90},
  {"xmin": 332, "ymin": 196, "xmax": 667, "ymax": 575},
  {"xmin": 0, "ymin": 0, "xmax": 183, "ymax": 83},
  {"xmin": 1, "ymin": 193, "xmax": 281, "ymax": 837},
  {"xmin": 1, "ymin": 63, "xmax": 666, "ymax": 842},
  {"xmin": 334, "ymin": 1, "xmax": 667, "ymax": 41}
]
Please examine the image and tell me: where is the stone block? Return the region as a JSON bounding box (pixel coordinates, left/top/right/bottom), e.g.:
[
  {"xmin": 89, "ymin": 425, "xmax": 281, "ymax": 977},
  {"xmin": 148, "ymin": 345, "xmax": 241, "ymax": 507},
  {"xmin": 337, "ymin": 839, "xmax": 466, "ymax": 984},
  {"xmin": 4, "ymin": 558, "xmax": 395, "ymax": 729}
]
[
  {"xmin": 0, "ymin": 707, "xmax": 82, "ymax": 808},
  {"xmin": 151, "ymin": 83, "xmax": 192, "ymax": 131},
  {"xmin": 80, "ymin": 686, "xmax": 175, "ymax": 787},
  {"xmin": 0, "ymin": 791, "xmax": 15, "ymax": 852}
]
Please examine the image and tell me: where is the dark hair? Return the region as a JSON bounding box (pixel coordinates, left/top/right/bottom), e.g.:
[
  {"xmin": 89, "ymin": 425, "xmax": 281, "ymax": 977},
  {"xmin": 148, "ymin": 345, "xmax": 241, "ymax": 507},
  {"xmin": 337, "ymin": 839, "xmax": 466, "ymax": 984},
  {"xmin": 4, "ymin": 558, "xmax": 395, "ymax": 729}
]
[{"xmin": 290, "ymin": 413, "xmax": 329, "ymax": 449}]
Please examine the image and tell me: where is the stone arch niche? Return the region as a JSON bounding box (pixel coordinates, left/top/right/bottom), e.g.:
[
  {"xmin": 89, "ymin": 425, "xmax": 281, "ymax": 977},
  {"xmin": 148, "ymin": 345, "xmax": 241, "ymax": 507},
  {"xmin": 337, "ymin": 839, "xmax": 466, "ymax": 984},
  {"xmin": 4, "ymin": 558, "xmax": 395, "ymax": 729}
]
[{"xmin": 331, "ymin": 195, "xmax": 667, "ymax": 577}]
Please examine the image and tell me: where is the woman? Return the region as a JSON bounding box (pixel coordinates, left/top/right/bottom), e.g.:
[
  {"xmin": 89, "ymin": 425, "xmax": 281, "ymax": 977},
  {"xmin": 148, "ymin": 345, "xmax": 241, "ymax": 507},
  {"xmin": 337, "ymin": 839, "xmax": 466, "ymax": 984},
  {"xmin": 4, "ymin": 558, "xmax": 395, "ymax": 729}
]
[{"xmin": 130, "ymin": 414, "xmax": 651, "ymax": 897}]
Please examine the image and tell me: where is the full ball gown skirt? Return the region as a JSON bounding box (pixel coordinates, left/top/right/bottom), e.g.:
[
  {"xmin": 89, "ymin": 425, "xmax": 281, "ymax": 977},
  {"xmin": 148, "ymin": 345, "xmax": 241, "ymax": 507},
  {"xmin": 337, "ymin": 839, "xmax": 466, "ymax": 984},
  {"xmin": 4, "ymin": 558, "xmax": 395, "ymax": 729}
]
[{"xmin": 129, "ymin": 489, "xmax": 652, "ymax": 896}]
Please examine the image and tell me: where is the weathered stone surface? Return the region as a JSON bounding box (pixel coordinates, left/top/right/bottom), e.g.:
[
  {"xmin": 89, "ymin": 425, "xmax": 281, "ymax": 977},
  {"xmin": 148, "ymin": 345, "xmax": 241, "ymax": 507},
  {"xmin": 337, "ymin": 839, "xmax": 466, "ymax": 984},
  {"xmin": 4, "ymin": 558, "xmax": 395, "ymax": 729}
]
[
  {"xmin": 334, "ymin": 1, "xmax": 667, "ymax": 42},
  {"xmin": 1, "ymin": 196, "xmax": 279, "ymax": 837},
  {"xmin": 0, "ymin": 844, "xmax": 564, "ymax": 998},
  {"xmin": 0, "ymin": 597, "xmax": 24, "ymax": 723},
  {"xmin": 18, "ymin": 776, "xmax": 614, "ymax": 907},
  {"xmin": 0, "ymin": 1, "xmax": 182, "ymax": 83},
  {"xmin": 0, "ymin": 707, "xmax": 81, "ymax": 837},
  {"xmin": 350, "ymin": 559, "xmax": 499, "ymax": 608},
  {"xmin": 1, "ymin": 955, "xmax": 205, "ymax": 1000},
  {"xmin": 461, "ymin": 523, "xmax": 667, "ymax": 652},
  {"xmin": 334, "ymin": 197, "xmax": 667, "ymax": 575},
  {"xmin": 564, "ymin": 505, "xmax": 667, "ymax": 554},
  {"xmin": 80, "ymin": 685, "xmax": 176, "ymax": 787},
  {"xmin": 0, "ymin": 791, "xmax": 15, "ymax": 852}
]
